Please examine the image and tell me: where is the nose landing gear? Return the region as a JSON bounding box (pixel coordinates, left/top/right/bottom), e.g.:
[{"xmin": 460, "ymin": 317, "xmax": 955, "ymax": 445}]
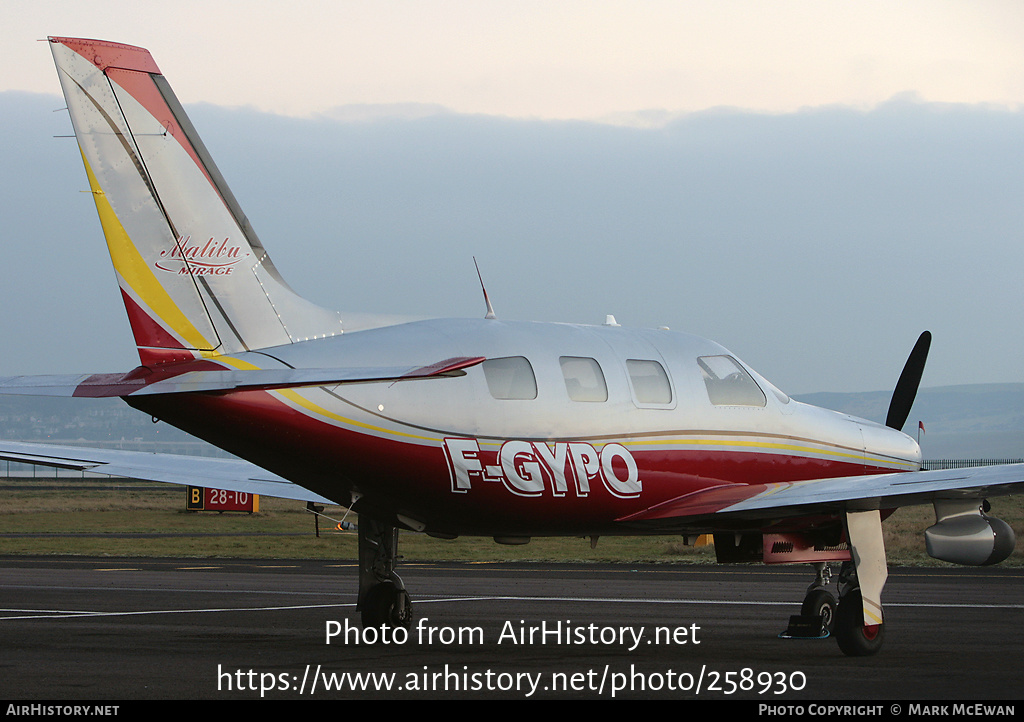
[{"xmin": 832, "ymin": 562, "xmax": 885, "ymax": 656}]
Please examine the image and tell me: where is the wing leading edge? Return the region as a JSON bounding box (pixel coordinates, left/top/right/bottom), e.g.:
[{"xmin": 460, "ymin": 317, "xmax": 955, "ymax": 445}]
[{"xmin": 618, "ymin": 463, "xmax": 1024, "ymax": 529}]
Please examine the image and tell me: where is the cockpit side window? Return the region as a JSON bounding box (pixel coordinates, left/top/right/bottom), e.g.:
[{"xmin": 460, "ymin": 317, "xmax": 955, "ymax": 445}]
[
  {"xmin": 626, "ymin": 359, "xmax": 673, "ymax": 404},
  {"xmin": 698, "ymin": 355, "xmax": 766, "ymax": 407},
  {"xmin": 559, "ymin": 356, "xmax": 608, "ymax": 402},
  {"xmin": 482, "ymin": 356, "xmax": 537, "ymax": 400}
]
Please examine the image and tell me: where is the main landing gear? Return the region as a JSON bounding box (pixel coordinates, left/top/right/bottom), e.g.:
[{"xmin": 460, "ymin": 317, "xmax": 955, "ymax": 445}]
[
  {"xmin": 357, "ymin": 517, "xmax": 413, "ymax": 630},
  {"xmin": 802, "ymin": 562, "xmax": 837, "ymax": 634},
  {"xmin": 782, "ymin": 562, "xmax": 836, "ymax": 639},
  {"xmin": 781, "ymin": 510, "xmax": 888, "ymax": 656}
]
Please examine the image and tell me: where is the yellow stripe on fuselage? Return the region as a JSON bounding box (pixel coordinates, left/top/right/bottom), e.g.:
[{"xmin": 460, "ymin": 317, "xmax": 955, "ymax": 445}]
[{"xmin": 620, "ymin": 436, "xmax": 916, "ymax": 469}]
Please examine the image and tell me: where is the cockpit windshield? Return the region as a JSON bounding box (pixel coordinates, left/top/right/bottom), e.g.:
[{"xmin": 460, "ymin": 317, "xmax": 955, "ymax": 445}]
[{"xmin": 697, "ymin": 355, "xmax": 767, "ymax": 407}]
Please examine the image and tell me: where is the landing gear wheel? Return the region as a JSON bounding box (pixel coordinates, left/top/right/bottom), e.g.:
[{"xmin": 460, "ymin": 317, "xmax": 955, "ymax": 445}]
[
  {"xmin": 834, "ymin": 589, "xmax": 884, "ymax": 656},
  {"xmin": 801, "ymin": 589, "xmax": 836, "ymax": 634},
  {"xmin": 361, "ymin": 581, "xmax": 413, "ymax": 630}
]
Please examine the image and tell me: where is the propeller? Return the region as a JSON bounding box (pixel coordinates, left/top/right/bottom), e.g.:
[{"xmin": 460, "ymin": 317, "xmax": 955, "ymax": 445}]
[{"xmin": 885, "ymin": 330, "xmax": 931, "ymax": 431}]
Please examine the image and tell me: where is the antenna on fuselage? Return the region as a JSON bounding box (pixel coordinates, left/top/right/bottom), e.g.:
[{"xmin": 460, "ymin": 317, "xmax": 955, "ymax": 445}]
[{"xmin": 473, "ymin": 257, "xmax": 497, "ymax": 320}]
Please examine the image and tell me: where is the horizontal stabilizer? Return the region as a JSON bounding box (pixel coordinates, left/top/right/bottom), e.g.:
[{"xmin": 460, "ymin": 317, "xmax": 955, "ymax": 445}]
[
  {"xmin": 0, "ymin": 356, "xmax": 485, "ymax": 398},
  {"xmin": 0, "ymin": 440, "xmax": 335, "ymax": 504}
]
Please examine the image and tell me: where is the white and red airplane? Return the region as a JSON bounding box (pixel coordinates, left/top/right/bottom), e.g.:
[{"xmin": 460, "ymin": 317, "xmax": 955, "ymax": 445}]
[{"xmin": 2, "ymin": 36, "xmax": 1022, "ymax": 656}]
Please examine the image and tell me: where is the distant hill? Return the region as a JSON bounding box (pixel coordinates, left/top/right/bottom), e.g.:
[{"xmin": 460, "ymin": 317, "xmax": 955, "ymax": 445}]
[{"xmin": 796, "ymin": 383, "xmax": 1024, "ymax": 459}]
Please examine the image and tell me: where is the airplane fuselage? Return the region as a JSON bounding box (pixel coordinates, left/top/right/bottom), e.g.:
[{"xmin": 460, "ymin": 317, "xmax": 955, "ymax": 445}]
[{"xmin": 126, "ymin": 317, "xmax": 921, "ymax": 537}]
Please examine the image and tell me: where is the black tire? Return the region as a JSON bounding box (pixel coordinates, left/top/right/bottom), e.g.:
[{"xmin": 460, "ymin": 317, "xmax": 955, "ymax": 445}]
[
  {"xmin": 801, "ymin": 588, "xmax": 836, "ymax": 634},
  {"xmin": 361, "ymin": 581, "xmax": 413, "ymax": 630},
  {"xmin": 834, "ymin": 589, "xmax": 884, "ymax": 656}
]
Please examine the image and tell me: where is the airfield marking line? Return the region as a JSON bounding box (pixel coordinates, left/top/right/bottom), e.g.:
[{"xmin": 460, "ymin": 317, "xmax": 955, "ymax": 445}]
[
  {"xmin": 93, "ymin": 567, "xmax": 142, "ymax": 571},
  {"xmin": 2, "ymin": 593, "xmax": 1023, "ymax": 622},
  {"xmin": 0, "ymin": 602, "xmax": 356, "ymax": 620},
  {"xmin": 412, "ymin": 596, "xmax": 1024, "ymax": 609},
  {"xmin": 0, "ymin": 583, "xmax": 347, "ymax": 597},
  {"xmin": 3, "ymin": 577, "xmax": 1022, "ymax": 610}
]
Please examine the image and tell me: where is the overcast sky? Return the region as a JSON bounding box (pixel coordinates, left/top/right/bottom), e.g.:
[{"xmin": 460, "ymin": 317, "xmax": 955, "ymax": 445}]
[
  {"xmin": 6, "ymin": 1, "xmax": 1024, "ymax": 120},
  {"xmin": 1, "ymin": 2, "xmax": 1023, "ymax": 397}
]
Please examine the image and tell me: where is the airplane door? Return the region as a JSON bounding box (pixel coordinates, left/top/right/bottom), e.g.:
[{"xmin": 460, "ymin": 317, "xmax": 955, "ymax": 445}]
[{"xmin": 591, "ymin": 327, "xmax": 679, "ymax": 411}]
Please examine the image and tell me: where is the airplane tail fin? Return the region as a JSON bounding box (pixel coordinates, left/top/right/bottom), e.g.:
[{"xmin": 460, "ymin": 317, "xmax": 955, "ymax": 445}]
[{"xmin": 48, "ymin": 37, "xmax": 343, "ymax": 366}]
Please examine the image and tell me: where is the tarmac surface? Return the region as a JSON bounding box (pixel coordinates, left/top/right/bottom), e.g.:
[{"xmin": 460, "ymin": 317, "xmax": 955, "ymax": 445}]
[{"xmin": 0, "ymin": 556, "xmax": 1022, "ymax": 700}]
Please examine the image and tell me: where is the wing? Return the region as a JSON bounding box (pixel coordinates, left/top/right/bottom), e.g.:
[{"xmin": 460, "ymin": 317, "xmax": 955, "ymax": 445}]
[
  {"xmin": 618, "ymin": 463, "xmax": 1024, "ymax": 530},
  {"xmin": 0, "ymin": 440, "xmax": 335, "ymax": 505}
]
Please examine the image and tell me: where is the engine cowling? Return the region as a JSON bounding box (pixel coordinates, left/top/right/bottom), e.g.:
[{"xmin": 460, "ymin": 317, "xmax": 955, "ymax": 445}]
[{"xmin": 924, "ymin": 499, "xmax": 1016, "ymax": 566}]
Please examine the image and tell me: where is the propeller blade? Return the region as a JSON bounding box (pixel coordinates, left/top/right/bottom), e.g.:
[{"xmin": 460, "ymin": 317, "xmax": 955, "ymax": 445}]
[{"xmin": 885, "ymin": 331, "xmax": 931, "ymax": 431}]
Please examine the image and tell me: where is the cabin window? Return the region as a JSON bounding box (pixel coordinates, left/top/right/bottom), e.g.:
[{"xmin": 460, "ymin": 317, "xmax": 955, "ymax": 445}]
[
  {"xmin": 626, "ymin": 359, "xmax": 672, "ymax": 404},
  {"xmin": 482, "ymin": 356, "xmax": 537, "ymax": 400},
  {"xmin": 560, "ymin": 356, "xmax": 608, "ymax": 402},
  {"xmin": 698, "ymin": 355, "xmax": 766, "ymax": 407}
]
